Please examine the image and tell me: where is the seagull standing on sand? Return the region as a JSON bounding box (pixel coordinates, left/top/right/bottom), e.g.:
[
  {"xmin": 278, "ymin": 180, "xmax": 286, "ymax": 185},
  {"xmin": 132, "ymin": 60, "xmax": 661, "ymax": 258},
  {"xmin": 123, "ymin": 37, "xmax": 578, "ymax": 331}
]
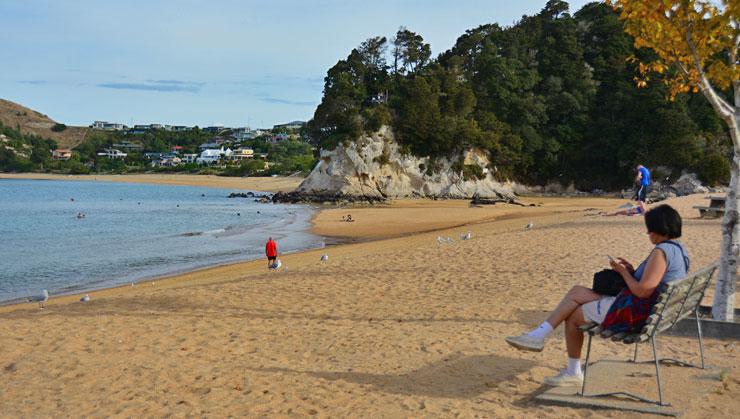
[
  {"xmin": 320, "ymin": 254, "xmax": 329, "ymax": 263},
  {"xmin": 437, "ymin": 236, "xmax": 445, "ymax": 244},
  {"xmin": 525, "ymin": 221, "xmax": 534, "ymax": 230},
  {"xmin": 461, "ymin": 231, "xmax": 472, "ymax": 240},
  {"xmin": 28, "ymin": 289, "xmax": 49, "ymax": 308},
  {"xmin": 446, "ymin": 237, "xmax": 454, "ymax": 244},
  {"xmin": 80, "ymin": 294, "xmax": 90, "ymax": 302}
]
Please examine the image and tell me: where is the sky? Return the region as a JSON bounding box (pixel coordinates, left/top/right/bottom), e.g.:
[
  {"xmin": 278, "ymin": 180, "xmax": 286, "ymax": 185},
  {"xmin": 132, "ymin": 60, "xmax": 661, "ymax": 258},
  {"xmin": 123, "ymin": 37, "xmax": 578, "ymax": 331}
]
[{"xmin": 0, "ymin": 0, "xmax": 591, "ymax": 128}]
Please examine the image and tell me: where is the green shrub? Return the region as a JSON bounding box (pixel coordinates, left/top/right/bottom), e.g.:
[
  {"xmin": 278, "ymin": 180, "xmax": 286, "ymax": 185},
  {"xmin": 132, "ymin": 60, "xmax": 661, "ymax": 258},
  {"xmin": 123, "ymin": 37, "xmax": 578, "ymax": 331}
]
[
  {"xmin": 698, "ymin": 152, "xmax": 730, "ymax": 186},
  {"xmin": 51, "ymin": 123, "xmax": 67, "ymax": 132}
]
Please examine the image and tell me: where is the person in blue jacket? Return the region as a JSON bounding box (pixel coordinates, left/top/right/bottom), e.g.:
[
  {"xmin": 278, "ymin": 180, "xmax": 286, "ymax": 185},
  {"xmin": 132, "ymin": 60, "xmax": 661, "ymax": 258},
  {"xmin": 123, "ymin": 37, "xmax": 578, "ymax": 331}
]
[{"xmin": 635, "ymin": 164, "xmax": 651, "ymax": 202}]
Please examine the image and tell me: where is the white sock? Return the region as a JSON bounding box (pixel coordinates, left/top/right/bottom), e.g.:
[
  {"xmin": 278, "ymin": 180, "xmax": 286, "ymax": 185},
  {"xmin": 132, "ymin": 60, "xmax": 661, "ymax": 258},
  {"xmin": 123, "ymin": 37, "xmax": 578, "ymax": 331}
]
[
  {"xmin": 526, "ymin": 321, "xmax": 554, "ymax": 341},
  {"xmin": 567, "ymin": 357, "xmax": 582, "ymax": 376}
]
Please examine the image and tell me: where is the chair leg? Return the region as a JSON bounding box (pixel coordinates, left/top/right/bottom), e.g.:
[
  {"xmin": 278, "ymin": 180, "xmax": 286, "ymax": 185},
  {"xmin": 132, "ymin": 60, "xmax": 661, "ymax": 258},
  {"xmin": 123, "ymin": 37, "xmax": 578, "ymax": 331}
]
[
  {"xmin": 696, "ymin": 307, "xmax": 705, "ymax": 369},
  {"xmin": 632, "ymin": 343, "xmax": 639, "ymax": 362},
  {"xmin": 580, "ymin": 333, "xmax": 593, "ymax": 397},
  {"xmin": 651, "ymin": 338, "xmax": 667, "ymax": 406}
]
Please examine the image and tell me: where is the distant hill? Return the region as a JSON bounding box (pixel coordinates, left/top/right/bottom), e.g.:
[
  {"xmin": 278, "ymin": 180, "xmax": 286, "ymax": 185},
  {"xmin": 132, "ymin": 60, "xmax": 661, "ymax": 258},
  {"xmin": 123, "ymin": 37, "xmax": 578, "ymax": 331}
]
[{"xmin": 0, "ymin": 99, "xmax": 88, "ymax": 149}]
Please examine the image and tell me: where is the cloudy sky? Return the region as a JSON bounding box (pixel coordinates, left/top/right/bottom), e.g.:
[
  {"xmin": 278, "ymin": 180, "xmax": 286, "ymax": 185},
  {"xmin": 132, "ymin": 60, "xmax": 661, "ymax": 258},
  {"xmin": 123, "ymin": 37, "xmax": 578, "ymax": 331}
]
[{"xmin": 0, "ymin": 0, "xmax": 591, "ymax": 128}]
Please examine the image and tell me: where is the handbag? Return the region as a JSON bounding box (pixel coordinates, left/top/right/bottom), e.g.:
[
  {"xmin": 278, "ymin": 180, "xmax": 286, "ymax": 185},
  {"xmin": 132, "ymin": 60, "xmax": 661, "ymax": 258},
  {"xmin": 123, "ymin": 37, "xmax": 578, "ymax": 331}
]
[{"xmin": 592, "ymin": 269, "xmax": 626, "ymax": 296}]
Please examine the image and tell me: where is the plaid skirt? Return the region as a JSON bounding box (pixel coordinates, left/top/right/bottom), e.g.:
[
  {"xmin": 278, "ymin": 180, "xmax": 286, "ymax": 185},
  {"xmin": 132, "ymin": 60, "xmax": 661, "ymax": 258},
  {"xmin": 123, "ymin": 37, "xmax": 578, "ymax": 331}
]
[{"xmin": 601, "ymin": 283, "xmax": 667, "ymax": 334}]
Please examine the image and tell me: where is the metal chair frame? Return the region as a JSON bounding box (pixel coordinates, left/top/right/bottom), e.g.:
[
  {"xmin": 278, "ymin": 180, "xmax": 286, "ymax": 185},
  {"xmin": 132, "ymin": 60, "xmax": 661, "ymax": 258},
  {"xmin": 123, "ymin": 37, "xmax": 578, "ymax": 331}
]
[{"xmin": 578, "ymin": 263, "xmax": 717, "ymax": 406}]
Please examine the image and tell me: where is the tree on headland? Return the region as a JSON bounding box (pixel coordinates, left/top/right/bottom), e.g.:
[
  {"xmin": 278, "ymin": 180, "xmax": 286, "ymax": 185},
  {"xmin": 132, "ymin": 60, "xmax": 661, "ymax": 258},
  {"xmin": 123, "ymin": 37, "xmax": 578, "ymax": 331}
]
[{"xmin": 608, "ymin": 0, "xmax": 738, "ymax": 320}]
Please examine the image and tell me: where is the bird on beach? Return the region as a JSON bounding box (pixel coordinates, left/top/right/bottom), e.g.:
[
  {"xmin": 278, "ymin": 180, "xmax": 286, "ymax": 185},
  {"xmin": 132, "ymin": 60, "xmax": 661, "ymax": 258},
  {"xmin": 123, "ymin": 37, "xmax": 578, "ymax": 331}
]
[
  {"xmin": 437, "ymin": 236, "xmax": 445, "ymax": 244},
  {"xmin": 460, "ymin": 231, "xmax": 472, "ymax": 240},
  {"xmin": 80, "ymin": 294, "xmax": 90, "ymax": 302},
  {"xmin": 28, "ymin": 289, "xmax": 49, "ymax": 309},
  {"xmin": 446, "ymin": 237, "xmax": 454, "ymax": 244},
  {"xmin": 320, "ymin": 254, "xmax": 329, "ymax": 263},
  {"xmin": 525, "ymin": 222, "xmax": 534, "ymax": 230}
]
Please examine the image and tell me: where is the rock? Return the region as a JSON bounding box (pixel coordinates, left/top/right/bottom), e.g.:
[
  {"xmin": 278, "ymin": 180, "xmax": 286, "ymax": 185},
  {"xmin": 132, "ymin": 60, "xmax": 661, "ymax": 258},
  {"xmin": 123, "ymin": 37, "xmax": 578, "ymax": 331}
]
[
  {"xmin": 671, "ymin": 173, "xmax": 708, "ymax": 196},
  {"xmin": 293, "ymin": 126, "xmax": 517, "ymax": 200}
]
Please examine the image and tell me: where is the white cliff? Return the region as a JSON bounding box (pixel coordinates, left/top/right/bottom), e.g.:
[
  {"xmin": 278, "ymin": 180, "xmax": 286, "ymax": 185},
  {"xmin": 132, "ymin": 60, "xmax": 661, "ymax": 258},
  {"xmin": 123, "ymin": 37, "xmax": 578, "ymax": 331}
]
[{"xmin": 296, "ymin": 126, "xmax": 516, "ymax": 199}]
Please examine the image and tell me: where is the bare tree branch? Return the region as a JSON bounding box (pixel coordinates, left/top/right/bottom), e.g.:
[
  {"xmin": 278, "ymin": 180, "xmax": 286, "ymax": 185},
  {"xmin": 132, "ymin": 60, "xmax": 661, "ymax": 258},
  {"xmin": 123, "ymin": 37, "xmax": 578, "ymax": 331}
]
[{"xmin": 685, "ymin": 19, "xmax": 736, "ymax": 118}]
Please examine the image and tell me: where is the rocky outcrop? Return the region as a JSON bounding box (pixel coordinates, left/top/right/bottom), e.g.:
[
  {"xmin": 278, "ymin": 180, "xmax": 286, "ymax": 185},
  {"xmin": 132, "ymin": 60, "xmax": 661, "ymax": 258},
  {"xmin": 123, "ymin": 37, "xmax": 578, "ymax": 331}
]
[
  {"xmin": 670, "ymin": 173, "xmax": 709, "ymax": 196},
  {"xmin": 293, "ymin": 126, "xmax": 516, "ymax": 201}
]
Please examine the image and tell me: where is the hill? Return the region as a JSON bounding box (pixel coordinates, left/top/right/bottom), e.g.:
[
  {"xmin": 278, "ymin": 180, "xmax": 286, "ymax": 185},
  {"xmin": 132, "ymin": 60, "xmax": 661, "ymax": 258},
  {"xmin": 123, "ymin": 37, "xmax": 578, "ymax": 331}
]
[{"xmin": 0, "ymin": 99, "xmax": 88, "ymax": 149}]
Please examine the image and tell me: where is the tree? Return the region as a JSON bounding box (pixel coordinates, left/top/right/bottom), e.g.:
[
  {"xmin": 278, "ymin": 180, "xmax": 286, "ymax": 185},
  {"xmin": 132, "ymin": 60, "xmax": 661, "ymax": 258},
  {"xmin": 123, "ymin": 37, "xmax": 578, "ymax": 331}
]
[
  {"xmin": 608, "ymin": 0, "xmax": 739, "ymax": 321},
  {"xmin": 392, "ymin": 28, "xmax": 431, "ymax": 75}
]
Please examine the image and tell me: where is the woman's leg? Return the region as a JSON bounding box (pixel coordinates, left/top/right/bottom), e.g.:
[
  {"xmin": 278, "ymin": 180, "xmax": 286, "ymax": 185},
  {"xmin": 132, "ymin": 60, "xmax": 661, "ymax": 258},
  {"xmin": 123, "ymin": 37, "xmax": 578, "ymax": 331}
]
[
  {"xmin": 565, "ymin": 306, "xmax": 588, "ymax": 358},
  {"xmin": 545, "ymin": 285, "xmax": 601, "ymax": 330}
]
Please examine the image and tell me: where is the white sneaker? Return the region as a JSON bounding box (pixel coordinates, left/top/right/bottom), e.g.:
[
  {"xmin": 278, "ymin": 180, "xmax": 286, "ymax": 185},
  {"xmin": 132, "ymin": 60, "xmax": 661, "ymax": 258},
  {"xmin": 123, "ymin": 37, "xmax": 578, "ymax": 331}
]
[
  {"xmin": 543, "ymin": 369, "xmax": 584, "ymax": 387},
  {"xmin": 505, "ymin": 334, "xmax": 544, "ymax": 352}
]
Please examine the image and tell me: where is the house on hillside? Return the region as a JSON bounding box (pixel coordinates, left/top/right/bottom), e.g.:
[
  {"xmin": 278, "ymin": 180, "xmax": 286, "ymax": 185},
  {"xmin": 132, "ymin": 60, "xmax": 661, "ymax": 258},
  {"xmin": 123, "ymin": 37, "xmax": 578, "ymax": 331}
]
[
  {"xmin": 96, "ymin": 149, "xmax": 127, "ymax": 159},
  {"xmin": 230, "ymin": 147, "xmax": 254, "ymax": 161},
  {"xmin": 52, "ymin": 149, "xmax": 72, "ymax": 161},
  {"xmin": 90, "ymin": 121, "xmax": 127, "ymax": 131},
  {"xmin": 113, "ymin": 141, "xmax": 144, "ymax": 152},
  {"xmin": 196, "ymin": 147, "xmax": 231, "ymax": 165},
  {"xmin": 231, "ymin": 127, "xmax": 255, "ymax": 141},
  {"xmin": 182, "ymin": 153, "xmax": 198, "ymax": 164},
  {"xmin": 273, "ymin": 121, "xmax": 306, "ymax": 131},
  {"xmin": 203, "ymin": 125, "xmax": 225, "ymax": 133}
]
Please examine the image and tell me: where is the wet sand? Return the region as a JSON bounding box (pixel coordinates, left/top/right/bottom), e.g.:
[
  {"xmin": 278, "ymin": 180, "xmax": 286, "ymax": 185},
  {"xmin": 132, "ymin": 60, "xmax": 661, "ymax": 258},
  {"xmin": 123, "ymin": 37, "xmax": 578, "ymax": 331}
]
[{"xmin": 0, "ymin": 194, "xmax": 737, "ymax": 417}]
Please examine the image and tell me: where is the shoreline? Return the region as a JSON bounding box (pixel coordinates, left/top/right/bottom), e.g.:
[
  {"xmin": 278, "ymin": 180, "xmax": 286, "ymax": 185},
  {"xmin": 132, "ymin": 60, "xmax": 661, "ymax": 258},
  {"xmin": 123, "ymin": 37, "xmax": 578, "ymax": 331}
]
[
  {"xmin": 0, "ymin": 172, "xmax": 303, "ymax": 192},
  {"xmin": 0, "ymin": 195, "xmax": 626, "ymax": 312}
]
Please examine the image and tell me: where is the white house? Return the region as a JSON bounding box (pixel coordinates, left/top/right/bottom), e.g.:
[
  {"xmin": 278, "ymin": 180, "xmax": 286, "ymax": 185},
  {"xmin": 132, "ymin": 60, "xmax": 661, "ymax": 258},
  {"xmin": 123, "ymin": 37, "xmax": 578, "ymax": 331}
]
[
  {"xmin": 196, "ymin": 147, "xmax": 231, "ymax": 165},
  {"xmin": 90, "ymin": 121, "xmax": 127, "ymax": 131},
  {"xmin": 96, "ymin": 149, "xmax": 127, "ymax": 159},
  {"xmin": 182, "ymin": 153, "xmax": 198, "ymax": 164}
]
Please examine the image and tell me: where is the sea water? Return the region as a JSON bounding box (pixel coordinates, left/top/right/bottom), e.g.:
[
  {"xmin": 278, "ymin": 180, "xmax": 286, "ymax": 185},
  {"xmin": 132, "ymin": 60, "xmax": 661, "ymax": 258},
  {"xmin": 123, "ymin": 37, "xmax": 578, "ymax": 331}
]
[{"xmin": 0, "ymin": 179, "xmax": 322, "ymax": 303}]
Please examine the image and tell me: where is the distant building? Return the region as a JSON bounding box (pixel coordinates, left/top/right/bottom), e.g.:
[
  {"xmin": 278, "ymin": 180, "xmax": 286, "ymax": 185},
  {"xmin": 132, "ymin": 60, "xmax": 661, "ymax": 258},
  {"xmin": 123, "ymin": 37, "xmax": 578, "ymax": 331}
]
[
  {"xmin": 203, "ymin": 125, "xmax": 225, "ymax": 133},
  {"xmin": 113, "ymin": 141, "xmax": 144, "ymax": 152},
  {"xmin": 181, "ymin": 153, "xmax": 198, "ymax": 164},
  {"xmin": 96, "ymin": 149, "xmax": 127, "ymax": 159},
  {"xmin": 199, "ymin": 142, "xmax": 220, "ymax": 150},
  {"xmin": 90, "ymin": 121, "xmax": 127, "ymax": 131},
  {"xmin": 273, "ymin": 121, "xmax": 306, "ymax": 131},
  {"xmin": 230, "ymin": 147, "xmax": 254, "ymax": 161},
  {"xmin": 52, "ymin": 149, "xmax": 72, "ymax": 161},
  {"xmin": 196, "ymin": 147, "xmax": 231, "ymax": 165},
  {"xmin": 144, "ymin": 152, "xmax": 166, "ymax": 161},
  {"xmin": 170, "ymin": 146, "xmax": 183, "ymax": 154},
  {"xmin": 230, "ymin": 127, "xmax": 256, "ymax": 141},
  {"xmin": 171, "ymin": 125, "xmax": 191, "ymax": 132}
]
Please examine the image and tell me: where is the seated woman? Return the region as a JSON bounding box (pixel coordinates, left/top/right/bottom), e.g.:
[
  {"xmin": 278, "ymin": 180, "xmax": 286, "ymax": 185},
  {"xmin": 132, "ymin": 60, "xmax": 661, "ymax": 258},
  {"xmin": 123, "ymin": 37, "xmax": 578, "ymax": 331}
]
[{"xmin": 505, "ymin": 204, "xmax": 689, "ymax": 387}]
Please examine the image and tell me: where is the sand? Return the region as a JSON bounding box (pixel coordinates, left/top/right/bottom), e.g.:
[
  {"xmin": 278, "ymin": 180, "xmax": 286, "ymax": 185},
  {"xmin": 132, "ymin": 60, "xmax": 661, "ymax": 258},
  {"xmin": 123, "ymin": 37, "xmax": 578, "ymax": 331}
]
[
  {"xmin": 0, "ymin": 193, "xmax": 738, "ymax": 417},
  {"xmin": 0, "ymin": 173, "xmax": 302, "ymax": 192}
]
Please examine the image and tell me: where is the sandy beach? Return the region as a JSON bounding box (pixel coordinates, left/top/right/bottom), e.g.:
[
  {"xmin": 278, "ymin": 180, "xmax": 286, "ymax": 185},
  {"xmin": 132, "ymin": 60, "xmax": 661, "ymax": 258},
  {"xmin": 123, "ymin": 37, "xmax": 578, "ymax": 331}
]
[
  {"xmin": 0, "ymin": 173, "xmax": 302, "ymax": 192},
  {"xmin": 1, "ymin": 192, "xmax": 738, "ymax": 417}
]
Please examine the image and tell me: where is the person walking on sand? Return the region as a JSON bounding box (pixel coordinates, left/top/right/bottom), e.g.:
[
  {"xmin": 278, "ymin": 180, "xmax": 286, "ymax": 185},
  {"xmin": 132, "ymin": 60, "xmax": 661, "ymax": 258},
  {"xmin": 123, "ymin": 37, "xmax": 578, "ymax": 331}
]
[
  {"xmin": 265, "ymin": 237, "xmax": 278, "ymax": 269},
  {"xmin": 635, "ymin": 164, "xmax": 651, "ymax": 203}
]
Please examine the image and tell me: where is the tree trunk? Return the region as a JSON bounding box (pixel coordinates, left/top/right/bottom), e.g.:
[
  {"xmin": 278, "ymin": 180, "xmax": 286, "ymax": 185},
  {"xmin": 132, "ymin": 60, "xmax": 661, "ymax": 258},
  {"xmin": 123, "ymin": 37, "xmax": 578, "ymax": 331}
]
[{"xmin": 712, "ymin": 113, "xmax": 740, "ymax": 321}]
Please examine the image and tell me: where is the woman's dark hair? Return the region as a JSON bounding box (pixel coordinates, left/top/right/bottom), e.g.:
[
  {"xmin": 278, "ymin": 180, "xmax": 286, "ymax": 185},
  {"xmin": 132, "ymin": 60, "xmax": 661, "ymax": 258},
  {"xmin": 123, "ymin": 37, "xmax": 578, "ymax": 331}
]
[{"xmin": 644, "ymin": 204, "xmax": 682, "ymax": 238}]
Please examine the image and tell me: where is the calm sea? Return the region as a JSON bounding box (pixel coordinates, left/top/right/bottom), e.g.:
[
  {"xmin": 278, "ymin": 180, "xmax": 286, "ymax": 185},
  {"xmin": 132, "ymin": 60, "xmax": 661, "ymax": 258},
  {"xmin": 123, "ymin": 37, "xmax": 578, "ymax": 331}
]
[{"xmin": 0, "ymin": 179, "xmax": 322, "ymax": 303}]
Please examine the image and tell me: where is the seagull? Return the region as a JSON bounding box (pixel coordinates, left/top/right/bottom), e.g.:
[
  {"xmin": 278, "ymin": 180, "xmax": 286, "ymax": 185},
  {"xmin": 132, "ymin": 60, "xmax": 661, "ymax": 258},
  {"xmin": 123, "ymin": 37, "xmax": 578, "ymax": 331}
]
[
  {"xmin": 80, "ymin": 294, "xmax": 90, "ymax": 302},
  {"xmin": 28, "ymin": 289, "xmax": 49, "ymax": 309},
  {"xmin": 437, "ymin": 236, "xmax": 445, "ymax": 244},
  {"xmin": 525, "ymin": 222, "xmax": 534, "ymax": 230},
  {"xmin": 446, "ymin": 237, "xmax": 454, "ymax": 244},
  {"xmin": 320, "ymin": 254, "xmax": 329, "ymax": 263},
  {"xmin": 460, "ymin": 231, "xmax": 472, "ymax": 240}
]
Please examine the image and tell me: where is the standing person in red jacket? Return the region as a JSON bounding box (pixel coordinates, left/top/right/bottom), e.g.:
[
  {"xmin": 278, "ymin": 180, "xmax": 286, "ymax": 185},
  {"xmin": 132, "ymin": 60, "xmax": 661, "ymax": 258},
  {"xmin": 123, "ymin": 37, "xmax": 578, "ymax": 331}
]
[{"xmin": 265, "ymin": 237, "xmax": 278, "ymax": 269}]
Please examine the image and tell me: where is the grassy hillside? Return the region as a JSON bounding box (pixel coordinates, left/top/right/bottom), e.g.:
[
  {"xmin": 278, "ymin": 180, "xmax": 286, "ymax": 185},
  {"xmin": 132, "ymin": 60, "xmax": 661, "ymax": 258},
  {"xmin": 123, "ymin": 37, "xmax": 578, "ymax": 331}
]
[{"xmin": 0, "ymin": 99, "xmax": 87, "ymax": 149}]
